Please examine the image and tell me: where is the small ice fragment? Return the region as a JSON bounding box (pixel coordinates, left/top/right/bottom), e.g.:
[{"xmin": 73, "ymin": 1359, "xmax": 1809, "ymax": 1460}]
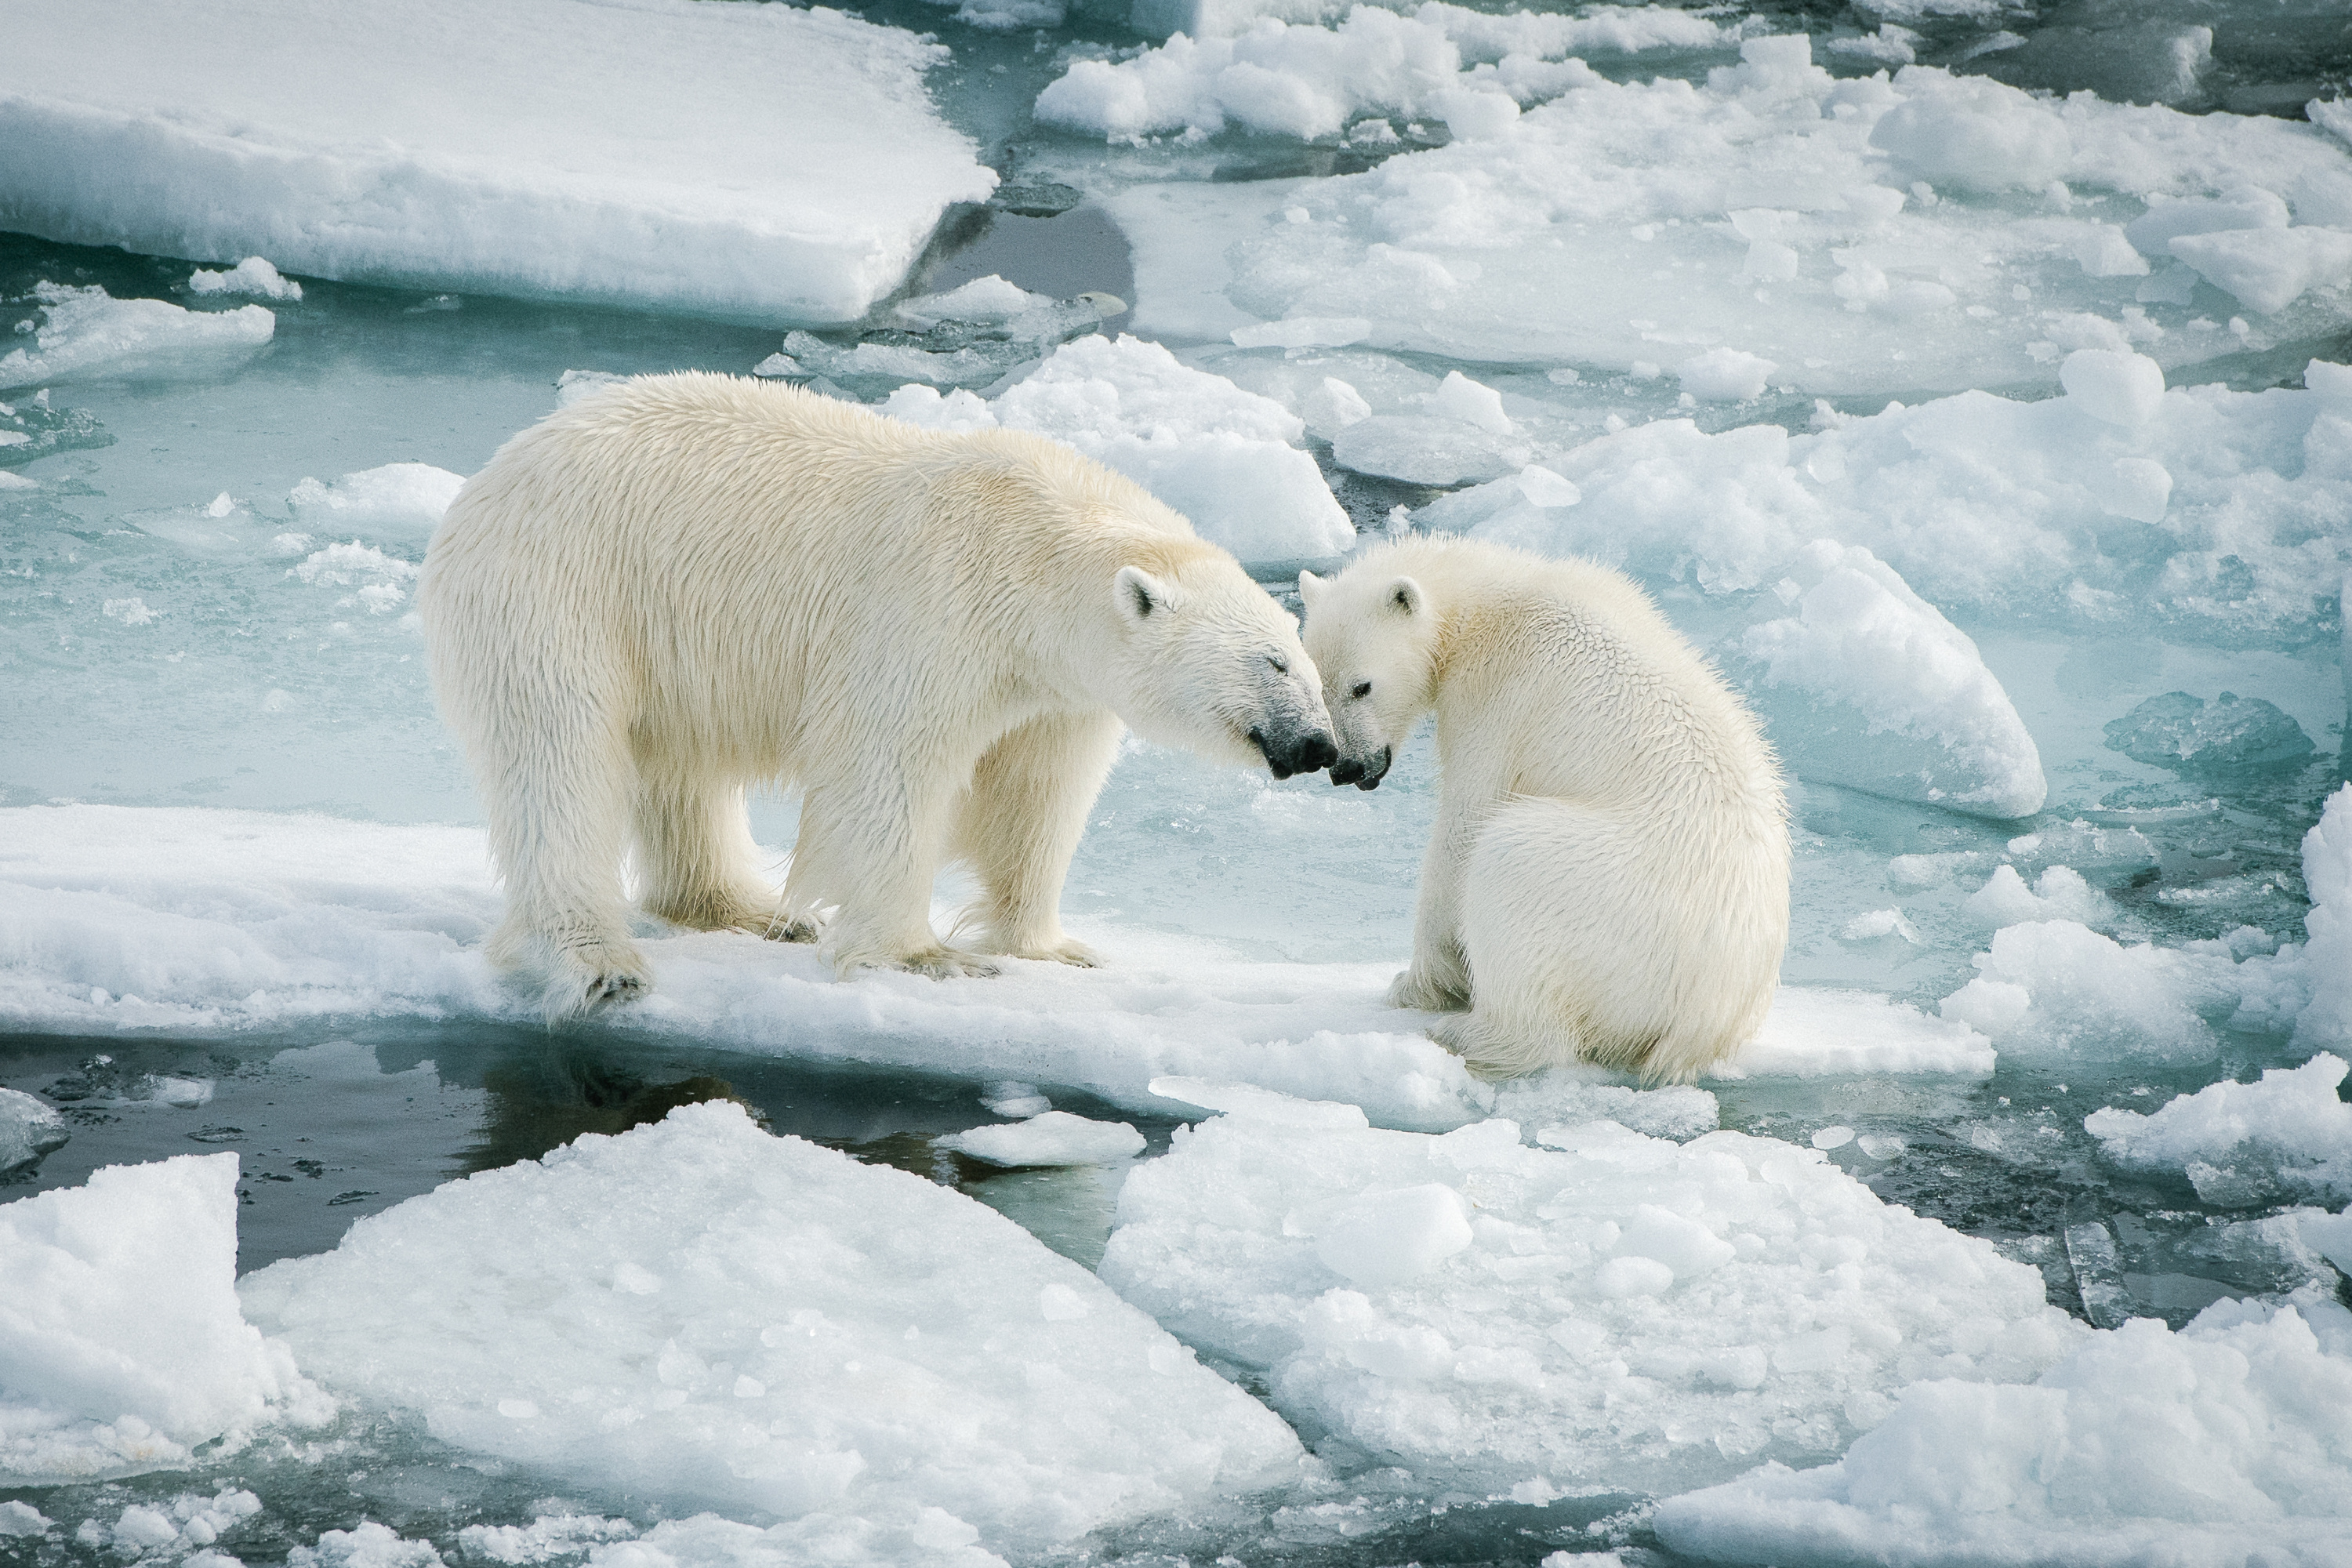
[
  {"xmin": 1856, "ymin": 1134, "xmax": 1907, "ymax": 1160},
  {"xmin": 2060, "ymin": 349, "xmax": 2165, "ymax": 426},
  {"xmin": 1810, "ymin": 1126, "xmax": 1856, "ymax": 1150},
  {"xmin": 1308, "ymin": 1184, "xmax": 1473, "ymax": 1287},
  {"xmin": 938, "ymin": 1110, "xmax": 1145, "ymax": 1167},
  {"xmin": 1841, "ymin": 909, "xmax": 1919, "ymax": 944},
  {"xmin": 2063, "ymin": 1222, "xmax": 2130, "ymax": 1328},
  {"xmin": 102, "ymin": 597, "xmax": 158, "ymax": 625},
  {"xmin": 187, "ymin": 258, "xmax": 302, "ymax": 301},
  {"xmin": 1428, "ymin": 371, "xmax": 1514, "ymax": 434},
  {"xmin": 1594, "ymin": 1255, "xmax": 1673, "ymax": 1298},
  {"xmin": 0, "ymin": 1502, "xmax": 52, "ymax": 1537},
  {"xmin": 2103, "ymin": 691, "xmax": 2314, "ymax": 771},
  {"xmin": 1300, "ymin": 376, "xmax": 1372, "ymax": 431},
  {"xmin": 980, "ymin": 1080, "xmax": 1051, "ymax": 1118}
]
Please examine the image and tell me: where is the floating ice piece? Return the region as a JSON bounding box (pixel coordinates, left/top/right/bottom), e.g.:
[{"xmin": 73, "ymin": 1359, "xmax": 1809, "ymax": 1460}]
[
  {"xmin": 1938, "ymin": 920, "xmax": 2288, "ymax": 1068},
  {"xmin": 290, "ymin": 1521, "xmax": 443, "ymax": 1568},
  {"xmin": 1868, "ymin": 69, "xmax": 2071, "ymax": 194},
  {"xmin": 0, "ymin": 284, "xmax": 271, "ymax": 390},
  {"xmin": 458, "ymin": 1515, "xmax": 635, "ymax": 1566},
  {"xmin": 2060, "ymin": 348, "xmax": 2165, "ymax": 426},
  {"xmin": 895, "ymin": 275, "xmax": 1050, "ymax": 328},
  {"xmin": 1677, "ymin": 347, "xmax": 1777, "ymax": 401},
  {"xmin": 81, "ymin": 1489, "xmax": 263, "ymax": 1561},
  {"xmin": 0, "ymin": 1153, "xmax": 329, "ymax": 1483},
  {"xmin": 2299, "ymin": 786, "xmax": 2352, "ymax": 1051},
  {"xmin": 1299, "ymin": 376, "xmax": 1373, "ymax": 434},
  {"xmin": 938, "ymin": 1110, "xmax": 1145, "ymax": 1167},
  {"xmin": 0, "ymin": 0, "xmax": 993, "ymax": 324},
  {"xmin": 2169, "ymin": 226, "xmax": 2352, "ymax": 317},
  {"xmin": 187, "ymin": 258, "xmax": 301, "ymax": 301},
  {"xmin": 1963, "ymin": 864, "xmax": 2109, "ymax": 928},
  {"xmin": 2103, "ymin": 691, "xmax": 2315, "ymax": 771},
  {"xmin": 1653, "ymin": 1295, "xmax": 2352, "ymax": 1568},
  {"xmin": 0, "ymin": 1501, "xmax": 49, "ymax": 1537},
  {"xmin": 993, "ymin": 335, "xmax": 1353, "ymax": 562},
  {"xmin": 0, "ymin": 1089, "xmax": 64, "ymax": 1174},
  {"xmin": 1330, "ymin": 412, "xmax": 1530, "ymax": 485},
  {"xmin": 1100, "ymin": 1090, "xmax": 2079, "ymax": 1497},
  {"xmin": 1726, "ymin": 541, "xmax": 2047, "ymax": 818},
  {"xmin": 2087, "ymin": 1054, "xmax": 2352, "ymax": 1207},
  {"xmin": 240, "ymin": 1103, "xmax": 1303, "ymax": 1550},
  {"xmin": 285, "ymin": 464, "xmax": 464, "ymax": 544}
]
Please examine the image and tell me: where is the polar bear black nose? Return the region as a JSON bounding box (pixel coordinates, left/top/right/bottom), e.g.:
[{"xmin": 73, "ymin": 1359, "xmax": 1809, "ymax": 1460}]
[{"xmin": 1250, "ymin": 727, "xmax": 1338, "ymax": 780}]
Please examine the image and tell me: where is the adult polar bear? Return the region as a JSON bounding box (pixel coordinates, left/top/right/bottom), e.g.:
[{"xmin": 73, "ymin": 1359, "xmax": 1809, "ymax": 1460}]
[
  {"xmin": 421, "ymin": 372, "xmax": 1337, "ymax": 1011},
  {"xmin": 1300, "ymin": 537, "xmax": 1788, "ymax": 1083}
]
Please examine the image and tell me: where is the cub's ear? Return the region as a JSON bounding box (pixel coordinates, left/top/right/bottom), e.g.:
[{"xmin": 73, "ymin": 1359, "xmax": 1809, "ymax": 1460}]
[
  {"xmin": 1388, "ymin": 575, "xmax": 1425, "ymax": 617},
  {"xmin": 1114, "ymin": 564, "xmax": 1174, "ymax": 625},
  {"xmin": 1296, "ymin": 569, "xmax": 1325, "ymax": 612}
]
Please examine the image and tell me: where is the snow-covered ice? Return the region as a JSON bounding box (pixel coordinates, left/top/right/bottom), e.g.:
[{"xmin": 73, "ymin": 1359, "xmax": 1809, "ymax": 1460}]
[
  {"xmin": 0, "ymin": 1155, "xmax": 328, "ymax": 1483},
  {"xmin": 0, "ymin": 0, "xmax": 994, "ymax": 323},
  {"xmin": 283, "ymin": 464, "xmax": 464, "ymax": 545},
  {"xmin": 1654, "ymin": 1290, "xmax": 2352, "ymax": 1567},
  {"xmin": 0, "ymin": 1088, "xmax": 67, "ymax": 1174},
  {"xmin": 240, "ymin": 1102, "xmax": 1305, "ymax": 1552},
  {"xmin": 187, "ymin": 258, "xmax": 302, "ymax": 302},
  {"xmin": 0, "ymin": 285, "xmax": 273, "ymax": 390},
  {"xmin": 0, "ymin": 804, "xmax": 2007, "ymax": 1134},
  {"xmin": 1100, "ymin": 1084, "xmax": 2079, "ymax": 1496}
]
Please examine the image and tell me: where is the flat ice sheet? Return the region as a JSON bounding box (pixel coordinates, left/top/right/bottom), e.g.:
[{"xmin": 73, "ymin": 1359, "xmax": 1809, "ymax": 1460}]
[
  {"xmin": 240, "ymin": 1102, "xmax": 1304, "ymax": 1553},
  {"xmin": 0, "ymin": 804, "xmax": 1992, "ymax": 1133},
  {"xmin": 0, "ymin": 0, "xmax": 994, "ymax": 323}
]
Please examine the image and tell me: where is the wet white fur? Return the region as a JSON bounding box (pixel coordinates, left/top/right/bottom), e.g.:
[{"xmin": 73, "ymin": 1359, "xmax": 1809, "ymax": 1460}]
[
  {"xmin": 420, "ymin": 372, "xmax": 1330, "ymax": 1013},
  {"xmin": 1300, "ymin": 537, "xmax": 1788, "ymax": 1083}
]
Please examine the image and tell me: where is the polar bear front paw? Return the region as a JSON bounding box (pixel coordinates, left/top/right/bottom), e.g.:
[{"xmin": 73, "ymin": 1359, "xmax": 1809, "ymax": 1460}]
[
  {"xmin": 1001, "ymin": 936, "xmax": 1100, "ymax": 968},
  {"xmin": 892, "ymin": 946, "xmax": 1002, "ymax": 981},
  {"xmin": 1387, "ymin": 967, "xmax": 1468, "ymax": 1012}
]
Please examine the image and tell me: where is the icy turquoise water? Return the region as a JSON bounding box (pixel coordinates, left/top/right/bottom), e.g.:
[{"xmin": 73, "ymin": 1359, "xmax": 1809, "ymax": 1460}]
[{"xmin": 5, "ymin": 0, "xmax": 2352, "ymax": 1563}]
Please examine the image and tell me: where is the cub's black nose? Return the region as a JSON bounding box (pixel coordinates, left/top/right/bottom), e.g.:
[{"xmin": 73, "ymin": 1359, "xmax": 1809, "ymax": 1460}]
[
  {"xmin": 1353, "ymin": 746, "xmax": 1392, "ymax": 791},
  {"xmin": 1330, "ymin": 757, "xmax": 1365, "ymax": 786}
]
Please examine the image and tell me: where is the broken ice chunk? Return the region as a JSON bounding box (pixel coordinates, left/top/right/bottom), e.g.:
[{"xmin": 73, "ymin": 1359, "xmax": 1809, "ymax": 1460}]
[
  {"xmin": 2103, "ymin": 691, "xmax": 2314, "ymax": 771},
  {"xmin": 938, "ymin": 1111, "xmax": 1145, "ymax": 1167}
]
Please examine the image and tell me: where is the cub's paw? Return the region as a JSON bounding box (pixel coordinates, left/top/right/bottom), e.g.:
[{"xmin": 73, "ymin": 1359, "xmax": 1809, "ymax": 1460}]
[
  {"xmin": 885, "ymin": 947, "xmax": 1002, "ymax": 981},
  {"xmin": 1386, "ymin": 967, "xmax": 1468, "ymax": 1012},
  {"xmin": 757, "ymin": 913, "xmax": 823, "ymax": 944},
  {"xmin": 1010, "ymin": 937, "xmax": 1100, "ymax": 968},
  {"xmin": 545, "ymin": 940, "xmax": 654, "ymax": 1018}
]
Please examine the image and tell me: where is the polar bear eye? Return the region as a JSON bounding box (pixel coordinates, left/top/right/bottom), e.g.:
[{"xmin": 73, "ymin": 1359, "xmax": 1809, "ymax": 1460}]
[
  {"xmin": 1267, "ymin": 656, "xmax": 1288, "ymax": 674},
  {"xmin": 1351, "ymin": 681, "xmax": 1372, "ymax": 699}
]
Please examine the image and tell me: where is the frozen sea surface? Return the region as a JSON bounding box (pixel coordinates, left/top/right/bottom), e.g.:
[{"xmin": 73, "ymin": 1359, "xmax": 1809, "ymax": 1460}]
[{"xmin": 4, "ymin": 0, "xmax": 2352, "ymax": 1563}]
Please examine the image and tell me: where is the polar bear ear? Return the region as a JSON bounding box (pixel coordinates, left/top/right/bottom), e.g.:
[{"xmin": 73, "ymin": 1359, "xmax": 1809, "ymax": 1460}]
[
  {"xmin": 1114, "ymin": 564, "xmax": 1175, "ymax": 625},
  {"xmin": 1388, "ymin": 576, "xmax": 1425, "ymax": 617},
  {"xmin": 1297, "ymin": 569, "xmax": 1325, "ymax": 611}
]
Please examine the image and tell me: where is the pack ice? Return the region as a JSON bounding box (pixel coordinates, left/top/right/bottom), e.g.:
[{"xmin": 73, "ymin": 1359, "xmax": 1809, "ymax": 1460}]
[
  {"xmin": 238, "ymin": 1101, "xmax": 1305, "ymax": 1552},
  {"xmin": 1098, "ymin": 1083, "xmax": 2079, "ymax": 1497},
  {"xmin": 0, "ymin": 1154, "xmax": 328, "ymax": 1483},
  {"xmin": 0, "ymin": 0, "xmax": 994, "ymax": 322},
  {"xmin": 1077, "ymin": 30, "xmax": 2352, "ymax": 394}
]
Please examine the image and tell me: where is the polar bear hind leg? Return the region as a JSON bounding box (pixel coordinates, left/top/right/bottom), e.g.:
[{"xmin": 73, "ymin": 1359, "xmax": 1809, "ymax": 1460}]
[
  {"xmin": 1445, "ymin": 797, "xmax": 1697, "ymax": 1082},
  {"xmin": 952, "ymin": 710, "xmax": 1124, "ymax": 966}
]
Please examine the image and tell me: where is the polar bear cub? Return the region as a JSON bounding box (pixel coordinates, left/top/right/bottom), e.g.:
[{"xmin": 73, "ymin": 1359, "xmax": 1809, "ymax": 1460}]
[
  {"xmin": 421, "ymin": 372, "xmax": 1336, "ymax": 1013},
  {"xmin": 1299, "ymin": 537, "xmax": 1788, "ymax": 1083}
]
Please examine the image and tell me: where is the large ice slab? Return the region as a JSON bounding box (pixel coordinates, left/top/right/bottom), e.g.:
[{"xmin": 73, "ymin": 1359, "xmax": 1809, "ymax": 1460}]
[
  {"xmin": 0, "ymin": 1154, "xmax": 328, "ymax": 1483},
  {"xmin": 1080, "ymin": 34, "xmax": 2352, "ymax": 395},
  {"xmin": 0, "ymin": 804, "xmax": 1994, "ymax": 1132},
  {"xmin": 0, "ymin": 285, "xmax": 272, "ymax": 390},
  {"xmin": 1098, "ymin": 1087, "xmax": 2080, "ymax": 1497},
  {"xmin": 0, "ymin": 0, "xmax": 994, "ymax": 324},
  {"xmin": 1653, "ymin": 1292, "xmax": 2352, "ymax": 1568},
  {"xmin": 239, "ymin": 1102, "xmax": 1305, "ymax": 1552},
  {"xmin": 2086, "ymin": 1054, "xmax": 2352, "ymax": 1207}
]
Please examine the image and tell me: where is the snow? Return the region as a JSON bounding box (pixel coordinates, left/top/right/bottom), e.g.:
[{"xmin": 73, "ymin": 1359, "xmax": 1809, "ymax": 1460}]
[
  {"xmin": 0, "ymin": 284, "xmax": 273, "ymax": 390},
  {"xmin": 887, "ymin": 334, "xmax": 1355, "ymax": 564},
  {"xmin": 291, "ymin": 1522, "xmax": 445, "ymax": 1568},
  {"xmin": 1654, "ymin": 1292, "xmax": 2352, "ymax": 1568},
  {"xmin": 1098, "ymin": 1084, "xmax": 2080, "ymax": 1497},
  {"xmin": 283, "ymin": 464, "xmax": 464, "ymax": 544},
  {"xmin": 187, "ymin": 258, "xmax": 301, "ymax": 302},
  {"xmin": 1083, "ymin": 38, "xmax": 2352, "ymax": 395},
  {"xmin": 584, "ymin": 1510, "xmax": 1004, "ymax": 1568},
  {"xmin": 0, "ymin": 1154, "xmax": 329, "ymax": 1483},
  {"xmin": 938, "ymin": 1111, "xmax": 1146, "ymax": 1167},
  {"xmin": 2086, "ymin": 1054, "xmax": 2352, "ymax": 1207},
  {"xmin": 0, "ymin": 0, "xmax": 994, "ymax": 324},
  {"xmin": 238, "ymin": 1102, "xmax": 1304, "ymax": 1552},
  {"xmin": 0, "ymin": 804, "xmax": 2006, "ymax": 1133}
]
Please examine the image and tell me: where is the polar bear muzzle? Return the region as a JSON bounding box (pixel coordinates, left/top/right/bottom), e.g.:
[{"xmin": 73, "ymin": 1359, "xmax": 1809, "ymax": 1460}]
[{"xmin": 1250, "ymin": 718, "xmax": 1339, "ymax": 780}]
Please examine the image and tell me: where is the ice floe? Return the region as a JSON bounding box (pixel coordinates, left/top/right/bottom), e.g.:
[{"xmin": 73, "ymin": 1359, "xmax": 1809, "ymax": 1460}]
[
  {"xmin": 0, "ymin": 0, "xmax": 993, "ymax": 322},
  {"xmin": 1080, "ymin": 34, "xmax": 2352, "ymax": 394},
  {"xmin": 239, "ymin": 1102, "xmax": 1305, "ymax": 1553},
  {"xmin": 939, "ymin": 1111, "xmax": 1147, "ymax": 1167},
  {"xmin": 0, "ymin": 1154, "xmax": 328, "ymax": 1483},
  {"xmin": 285, "ymin": 463, "xmax": 465, "ymax": 545},
  {"xmin": 187, "ymin": 257, "xmax": 302, "ymax": 302},
  {"xmin": 1098, "ymin": 1083, "xmax": 2080, "ymax": 1497},
  {"xmin": 0, "ymin": 804, "xmax": 2004, "ymax": 1135},
  {"xmin": 0, "ymin": 284, "xmax": 272, "ymax": 390},
  {"xmin": 1654, "ymin": 1290, "xmax": 2352, "ymax": 1567}
]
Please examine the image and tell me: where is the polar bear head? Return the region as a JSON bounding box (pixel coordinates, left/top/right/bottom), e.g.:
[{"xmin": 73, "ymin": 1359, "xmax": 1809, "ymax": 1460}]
[
  {"xmin": 1106, "ymin": 558, "xmax": 1338, "ymax": 779},
  {"xmin": 1295, "ymin": 563, "xmax": 1440, "ymax": 789}
]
